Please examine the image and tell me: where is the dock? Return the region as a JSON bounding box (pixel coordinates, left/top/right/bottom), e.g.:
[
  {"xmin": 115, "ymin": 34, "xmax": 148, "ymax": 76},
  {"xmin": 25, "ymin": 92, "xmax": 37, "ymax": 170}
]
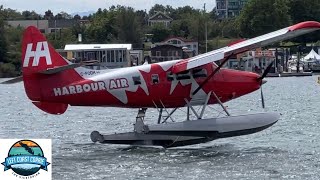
[{"xmin": 266, "ymin": 72, "xmax": 313, "ymax": 77}]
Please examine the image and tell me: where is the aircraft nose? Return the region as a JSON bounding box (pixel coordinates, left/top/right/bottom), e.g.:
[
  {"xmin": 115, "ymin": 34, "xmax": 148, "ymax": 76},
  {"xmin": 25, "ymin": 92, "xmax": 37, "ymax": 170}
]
[{"xmin": 262, "ymin": 79, "xmax": 267, "ymax": 85}]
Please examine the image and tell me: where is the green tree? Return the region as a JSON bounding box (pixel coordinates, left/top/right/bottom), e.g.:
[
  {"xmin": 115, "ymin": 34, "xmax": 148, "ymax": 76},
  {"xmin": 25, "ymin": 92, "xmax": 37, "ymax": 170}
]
[
  {"xmin": 149, "ymin": 4, "xmax": 166, "ymax": 16},
  {"xmin": 2, "ymin": 8, "xmax": 22, "ymax": 20},
  {"xmin": 85, "ymin": 8, "xmax": 117, "ymax": 43},
  {"xmin": 0, "ymin": 5, "xmax": 8, "ymax": 63},
  {"xmin": 289, "ymin": 0, "xmax": 320, "ymax": 23},
  {"xmin": 44, "ymin": 10, "xmax": 54, "ymax": 20},
  {"xmin": 55, "ymin": 11, "xmax": 72, "ymax": 20},
  {"xmin": 237, "ymin": 0, "xmax": 291, "ymax": 38},
  {"xmin": 21, "ymin": 10, "xmax": 41, "ymax": 20},
  {"xmin": 5, "ymin": 26, "xmax": 23, "ymax": 71},
  {"xmin": 116, "ymin": 7, "xmax": 142, "ymax": 48},
  {"xmin": 47, "ymin": 28, "xmax": 77, "ymax": 49},
  {"xmin": 150, "ymin": 24, "xmax": 170, "ymax": 43},
  {"xmin": 288, "ymin": 0, "xmax": 320, "ymax": 43}
]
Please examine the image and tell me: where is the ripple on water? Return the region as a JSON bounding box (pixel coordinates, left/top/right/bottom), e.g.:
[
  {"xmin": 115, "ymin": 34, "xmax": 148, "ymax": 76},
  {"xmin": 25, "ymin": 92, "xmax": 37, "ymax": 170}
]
[{"xmin": 1, "ymin": 76, "xmax": 320, "ymax": 179}]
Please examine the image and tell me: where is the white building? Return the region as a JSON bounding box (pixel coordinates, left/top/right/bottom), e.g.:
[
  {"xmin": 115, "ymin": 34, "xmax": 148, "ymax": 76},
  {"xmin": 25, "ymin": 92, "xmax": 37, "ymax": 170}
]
[
  {"xmin": 227, "ymin": 49, "xmax": 275, "ymax": 73},
  {"xmin": 64, "ymin": 44, "xmax": 132, "ymax": 69}
]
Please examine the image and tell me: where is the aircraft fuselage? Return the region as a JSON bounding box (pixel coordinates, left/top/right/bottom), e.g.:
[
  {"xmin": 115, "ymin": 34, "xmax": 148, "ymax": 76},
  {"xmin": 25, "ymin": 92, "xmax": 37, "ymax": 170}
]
[{"xmin": 35, "ymin": 60, "xmax": 261, "ymax": 108}]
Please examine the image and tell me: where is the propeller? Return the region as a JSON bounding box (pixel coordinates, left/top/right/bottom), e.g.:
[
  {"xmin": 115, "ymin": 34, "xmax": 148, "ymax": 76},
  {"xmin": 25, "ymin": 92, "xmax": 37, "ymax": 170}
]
[
  {"xmin": 258, "ymin": 61, "xmax": 274, "ymax": 81},
  {"xmin": 257, "ymin": 61, "xmax": 274, "ymax": 108}
]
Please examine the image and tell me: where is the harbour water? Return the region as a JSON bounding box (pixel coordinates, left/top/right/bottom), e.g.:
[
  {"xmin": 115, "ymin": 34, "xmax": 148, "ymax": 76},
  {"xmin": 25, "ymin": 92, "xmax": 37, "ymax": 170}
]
[{"xmin": 1, "ymin": 76, "xmax": 320, "ymax": 179}]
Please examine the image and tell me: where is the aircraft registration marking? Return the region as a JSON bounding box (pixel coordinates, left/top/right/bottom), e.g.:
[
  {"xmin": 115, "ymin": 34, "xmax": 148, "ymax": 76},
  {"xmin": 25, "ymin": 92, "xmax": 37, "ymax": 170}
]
[{"xmin": 79, "ymin": 71, "xmax": 101, "ymax": 77}]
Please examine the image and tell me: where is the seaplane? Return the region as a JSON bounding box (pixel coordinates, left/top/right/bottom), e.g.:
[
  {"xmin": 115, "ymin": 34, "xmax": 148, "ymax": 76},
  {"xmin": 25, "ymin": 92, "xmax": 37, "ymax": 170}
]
[{"xmin": 2, "ymin": 21, "xmax": 320, "ymax": 148}]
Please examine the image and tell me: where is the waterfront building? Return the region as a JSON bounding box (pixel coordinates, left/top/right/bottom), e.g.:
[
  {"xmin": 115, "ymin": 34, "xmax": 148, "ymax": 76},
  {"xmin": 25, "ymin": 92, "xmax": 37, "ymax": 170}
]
[
  {"xmin": 63, "ymin": 44, "xmax": 132, "ymax": 69},
  {"xmin": 216, "ymin": 0, "xmax": 248, "ymax": 19},
  {"xmin": 148, "ymin": 12, "xmax": 173, "ymax": 28}
]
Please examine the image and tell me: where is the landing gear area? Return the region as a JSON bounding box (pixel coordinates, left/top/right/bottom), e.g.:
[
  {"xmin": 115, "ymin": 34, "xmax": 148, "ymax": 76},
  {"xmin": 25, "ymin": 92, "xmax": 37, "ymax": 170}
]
[{"xmin": 90, "ymin": 97, "xmax": 279, "ymax": 148}]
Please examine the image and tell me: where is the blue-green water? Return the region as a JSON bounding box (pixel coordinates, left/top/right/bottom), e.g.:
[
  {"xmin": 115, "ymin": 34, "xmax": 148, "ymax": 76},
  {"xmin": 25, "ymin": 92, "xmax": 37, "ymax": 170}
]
[
  {"xmin": 1, "ymin": 76, "xmax": 320, "ymax": 179},
  {"xmin": 9, "ymin": 147, "xmax": 43, "ymax": 156}
]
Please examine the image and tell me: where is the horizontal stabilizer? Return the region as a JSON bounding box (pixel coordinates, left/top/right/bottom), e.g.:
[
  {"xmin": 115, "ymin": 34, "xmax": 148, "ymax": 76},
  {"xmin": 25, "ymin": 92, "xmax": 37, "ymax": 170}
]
[
  {"xmin": 0, "ymin": 76, "xmax": 23, "ymax": 84},
  {"xmin": 40, "ymin": 61, "xmax": 99, "ymax": 75},
  {"xmin": 40, "ymin": 63, "xmax": 81, "ymax": 75},
  {"xmin": 32, "ymin": 101, "xmax": 68, "ymax": 115}
]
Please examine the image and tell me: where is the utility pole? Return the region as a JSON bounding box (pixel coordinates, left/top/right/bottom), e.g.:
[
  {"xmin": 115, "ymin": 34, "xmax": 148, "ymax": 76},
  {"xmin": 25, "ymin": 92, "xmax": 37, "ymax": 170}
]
[
  {"xmin": 226, "ymin": 0, "xmax": 229, "ymax": 18},
  {"xmin": 204, "ymin": 3, "xmax": 207, "ymax": 53},
  {"xmin": 54, "ymin": 19, "xmax": 57, "ymax": 40}
]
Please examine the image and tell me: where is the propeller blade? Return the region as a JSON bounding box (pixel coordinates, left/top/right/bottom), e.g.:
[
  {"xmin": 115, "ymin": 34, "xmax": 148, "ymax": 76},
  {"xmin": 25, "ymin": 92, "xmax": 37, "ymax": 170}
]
[
  {"xmin": 260, "ymin": 81, "xmax": 265, "ymax": 108},
  {"xmin": 257, "ymin": 62, "xmax": 273, "ymax": 108},
  {"xmin": 258, "ymin": 61, "xmax": 274, "ymax": 80}
]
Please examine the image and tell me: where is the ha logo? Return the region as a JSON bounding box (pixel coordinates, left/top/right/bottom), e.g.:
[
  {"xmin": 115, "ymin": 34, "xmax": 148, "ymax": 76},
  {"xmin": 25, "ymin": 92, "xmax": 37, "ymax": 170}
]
[{"xmin": 23, "ymin": 41, "xmax": 52, "ymax": 67}]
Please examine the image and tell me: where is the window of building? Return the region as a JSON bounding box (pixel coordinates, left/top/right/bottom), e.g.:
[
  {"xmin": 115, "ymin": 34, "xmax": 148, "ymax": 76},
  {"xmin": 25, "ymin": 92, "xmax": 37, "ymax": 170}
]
[
  {"xmin": 106, "ymin": 50, "xmax": 110, "ymax": 62},
  {"xmin": 111, "ymin": 50, "xmax": 115, "ymax": 62},
  {"xmin": 123, "ymin": 50, "xmax": 126, "ymax": 62},
  {"xmin": 156, "ymin": 51, "xmax": 161, "ymax": 57},
  {"xmin": 248, "ymin": 60, "xmax": 252, "ymax": 68},
  {"xmin": 107, "ymin": 51, "xmax": 111, "ymax": 62},
  {"xmin": 115, "ymin": 50, "xmax": 119, "ymax": 62}
]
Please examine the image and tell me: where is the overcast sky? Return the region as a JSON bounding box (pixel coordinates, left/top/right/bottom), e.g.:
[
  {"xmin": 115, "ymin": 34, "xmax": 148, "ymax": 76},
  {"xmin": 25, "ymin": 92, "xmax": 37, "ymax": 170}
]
[{"xmin": 2, "ymin": 0, "xmax": 217, "ymax": 15}]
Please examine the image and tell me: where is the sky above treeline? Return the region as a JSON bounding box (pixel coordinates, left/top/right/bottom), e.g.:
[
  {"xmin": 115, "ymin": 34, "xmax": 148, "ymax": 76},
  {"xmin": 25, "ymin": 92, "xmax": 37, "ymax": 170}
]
[{"xmin": 2, "ymin": 0, "xmax": 217, "ymax": 15}]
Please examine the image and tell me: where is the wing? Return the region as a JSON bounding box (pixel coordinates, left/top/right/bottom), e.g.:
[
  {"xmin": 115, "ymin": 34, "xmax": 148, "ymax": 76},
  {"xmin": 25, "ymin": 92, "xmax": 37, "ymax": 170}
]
[{"xmin": 172, "ymin": 21, "xmax": 320, "ymax": 73}]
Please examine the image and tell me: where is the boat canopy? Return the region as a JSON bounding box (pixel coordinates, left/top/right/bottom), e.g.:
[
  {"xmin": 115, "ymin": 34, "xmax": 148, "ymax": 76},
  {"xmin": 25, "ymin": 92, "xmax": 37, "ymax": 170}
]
[{"xmin": 302, "ymin": 49, "xmax": 320, "ymax": 62}]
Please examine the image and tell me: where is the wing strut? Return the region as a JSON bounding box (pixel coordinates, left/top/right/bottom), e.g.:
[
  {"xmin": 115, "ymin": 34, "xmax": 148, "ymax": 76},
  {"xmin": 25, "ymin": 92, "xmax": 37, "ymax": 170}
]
[
  {"xmin": 211, "ymin": 91, "xmax": 231, "ymax": 116},
  {"xmin": 192, "ymin": 53, "xmax": 234, "ymax": 96}
]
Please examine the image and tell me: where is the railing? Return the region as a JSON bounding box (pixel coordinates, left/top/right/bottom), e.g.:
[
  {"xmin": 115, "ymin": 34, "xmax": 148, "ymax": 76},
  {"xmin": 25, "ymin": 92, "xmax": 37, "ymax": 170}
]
[{"xmin": 151, "ymin": 56, "xmax": 181, "ymax": 62}]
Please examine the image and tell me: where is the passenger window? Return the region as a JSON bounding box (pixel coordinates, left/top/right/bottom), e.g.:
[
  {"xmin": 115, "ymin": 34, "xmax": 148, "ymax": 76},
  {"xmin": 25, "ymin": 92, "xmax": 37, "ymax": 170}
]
[
  {"xmin": 167, "ymin": 72, "xmax": 174, "ymax": 81},
  {"xmin": 176, "ymin": 70, "xmax": 190, "ymax": 80},
  {"xmin": 192, "ymin": 69, "xmax": 207, "ymax": 78},
  {"xmin": 152, "ymin": 74, "xmax": 159, "ymax": 84},
  {"xmin": 132, "ymin": 76, "xmax": 141, "ymax": 85}
]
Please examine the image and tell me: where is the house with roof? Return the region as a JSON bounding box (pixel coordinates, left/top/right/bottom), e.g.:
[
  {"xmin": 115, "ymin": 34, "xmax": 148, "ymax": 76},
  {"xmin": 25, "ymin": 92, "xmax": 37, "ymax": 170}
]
[
  {"xmin": 154, "ymin": 37, "xmax": 199, "ymax": 55},
  {"xmin": 150, "ymin": 37, "xmax": 198, "ymax": 63},
  {"xmin": 148, "ymin": 11, "xmax": 173, "ymax": 28}
]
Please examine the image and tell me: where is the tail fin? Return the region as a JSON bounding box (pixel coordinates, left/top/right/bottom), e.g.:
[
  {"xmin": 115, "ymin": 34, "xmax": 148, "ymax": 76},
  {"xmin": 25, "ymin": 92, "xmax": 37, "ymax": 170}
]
[
  {"xmin": 21, "ymin": 26, "xmax": 81, "ymax": 114},
  {"xmin": 22, "ymin": 26, "xmax": 69, "ymax": 74}
]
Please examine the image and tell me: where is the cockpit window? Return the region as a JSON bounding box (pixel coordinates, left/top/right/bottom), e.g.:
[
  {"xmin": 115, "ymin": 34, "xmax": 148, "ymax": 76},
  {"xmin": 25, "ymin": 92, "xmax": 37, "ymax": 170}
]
[
  {"xmin": 192, "ymin": 69, "xmax": 207, "ymax": 78},
  {"xmin": 166, "ymin": 69, "xmax": 207, "ymax": 81}
]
